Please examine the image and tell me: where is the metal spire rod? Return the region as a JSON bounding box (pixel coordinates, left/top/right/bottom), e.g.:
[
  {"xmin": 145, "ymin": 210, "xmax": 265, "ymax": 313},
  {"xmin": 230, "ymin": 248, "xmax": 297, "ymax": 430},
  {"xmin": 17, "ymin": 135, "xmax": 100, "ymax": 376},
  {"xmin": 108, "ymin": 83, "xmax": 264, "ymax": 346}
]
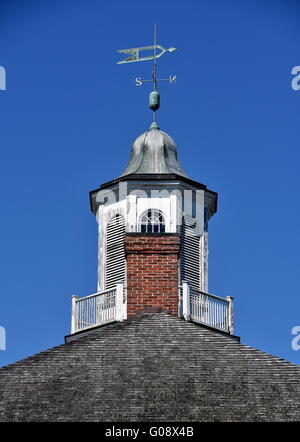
[
  {"xmin": 153, "ymin": 23, "xmax": 158, "ymax": 91},
  {"xmin": 117, "ymin": 27, "xmax": 177, "ymax": 127},
  {"xmin": 153, "ymin": 23, "xmax": 157, "ymax": 123}
]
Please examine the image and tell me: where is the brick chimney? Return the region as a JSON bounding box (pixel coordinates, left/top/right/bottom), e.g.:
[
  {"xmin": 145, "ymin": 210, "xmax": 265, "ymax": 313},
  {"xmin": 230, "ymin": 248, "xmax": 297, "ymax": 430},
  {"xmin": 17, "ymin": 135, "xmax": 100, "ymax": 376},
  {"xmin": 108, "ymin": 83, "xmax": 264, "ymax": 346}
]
[{"xmin": 125, "ymin": 233, "xmax": 180, "ymax": 316}]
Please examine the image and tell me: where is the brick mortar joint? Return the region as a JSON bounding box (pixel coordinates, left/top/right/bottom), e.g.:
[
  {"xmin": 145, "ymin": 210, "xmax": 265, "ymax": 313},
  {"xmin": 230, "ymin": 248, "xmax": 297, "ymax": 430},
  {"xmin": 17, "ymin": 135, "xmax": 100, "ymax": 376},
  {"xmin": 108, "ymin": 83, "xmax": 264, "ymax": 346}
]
[
  {"xmin": 125, "ymin": 250, "xmax": 180, "ymax": 255},
  {"xmin": 125, "ymin": 233, "xmax": 180, "ymax": 237}
]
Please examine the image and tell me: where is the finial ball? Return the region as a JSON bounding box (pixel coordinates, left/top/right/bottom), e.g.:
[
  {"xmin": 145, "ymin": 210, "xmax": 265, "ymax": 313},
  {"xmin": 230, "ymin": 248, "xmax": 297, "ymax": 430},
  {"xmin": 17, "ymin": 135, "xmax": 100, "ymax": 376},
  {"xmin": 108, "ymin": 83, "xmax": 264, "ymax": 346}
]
[{"xmin": 149, "ymin": 90, "xmax": 160, "ymax": 112}]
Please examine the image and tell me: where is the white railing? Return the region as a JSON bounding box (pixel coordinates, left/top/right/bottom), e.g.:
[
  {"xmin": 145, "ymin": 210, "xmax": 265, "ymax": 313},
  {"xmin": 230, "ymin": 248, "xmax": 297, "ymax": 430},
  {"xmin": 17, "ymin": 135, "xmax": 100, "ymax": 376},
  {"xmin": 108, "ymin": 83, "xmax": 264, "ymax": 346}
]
[
  {"xmin": 71, "ymin": 283, "xmax": 126, "ymax": 334},
  {"xmin": 71, "ymin": 282, "xmax": 233, "ymax": 334},
  {"xmin": 180, "ymin": 282, "xmax": 234, "ymax": 334}
]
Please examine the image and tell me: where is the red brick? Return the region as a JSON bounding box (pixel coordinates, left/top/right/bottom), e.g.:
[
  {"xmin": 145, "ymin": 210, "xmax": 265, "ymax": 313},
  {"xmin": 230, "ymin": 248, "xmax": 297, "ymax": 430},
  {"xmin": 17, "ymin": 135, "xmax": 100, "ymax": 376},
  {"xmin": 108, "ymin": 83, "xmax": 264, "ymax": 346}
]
[{"xmin": 125, "ymin": 234, "xmax": 180, "ymax": 317}]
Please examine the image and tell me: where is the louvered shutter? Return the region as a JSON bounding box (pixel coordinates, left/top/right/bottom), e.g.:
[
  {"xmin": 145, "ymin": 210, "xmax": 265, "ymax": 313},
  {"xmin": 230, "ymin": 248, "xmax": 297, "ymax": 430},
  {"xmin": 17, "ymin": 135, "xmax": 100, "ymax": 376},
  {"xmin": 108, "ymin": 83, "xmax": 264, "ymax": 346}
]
[
  {"xmin": 180, "ymin": 215, "xmax": 200, "ymax": 289},
  {"xmin": 105, "ymin": 214, "xmax": 125, "ymax": 289}
]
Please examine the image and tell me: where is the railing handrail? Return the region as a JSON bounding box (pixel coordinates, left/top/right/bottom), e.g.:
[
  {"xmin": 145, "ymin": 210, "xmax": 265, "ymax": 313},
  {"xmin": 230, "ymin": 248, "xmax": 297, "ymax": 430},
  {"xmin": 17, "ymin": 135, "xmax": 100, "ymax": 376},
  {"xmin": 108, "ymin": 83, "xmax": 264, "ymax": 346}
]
[
  {"xmin": 75, "ymin": 287, "xmax": 117, "ymax": 303},
  {"xmin": 186, "ymin": 286, "xmax": 230, "ymax": 304}
]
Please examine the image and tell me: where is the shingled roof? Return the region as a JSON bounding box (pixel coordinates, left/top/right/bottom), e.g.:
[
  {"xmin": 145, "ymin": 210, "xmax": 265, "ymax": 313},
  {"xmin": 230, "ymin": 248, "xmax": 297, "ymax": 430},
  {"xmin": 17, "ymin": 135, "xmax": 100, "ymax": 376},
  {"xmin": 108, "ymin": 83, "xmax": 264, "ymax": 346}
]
[{"xmin": 0, "ymin": 311, "xmax": 300, "ymax": 422}]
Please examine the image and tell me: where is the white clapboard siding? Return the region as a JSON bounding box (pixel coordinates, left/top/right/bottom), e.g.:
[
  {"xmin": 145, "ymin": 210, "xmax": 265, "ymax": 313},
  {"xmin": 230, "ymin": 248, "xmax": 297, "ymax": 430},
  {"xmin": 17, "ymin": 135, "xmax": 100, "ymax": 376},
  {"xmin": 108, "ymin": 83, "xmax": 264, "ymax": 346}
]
[
  {"xmin": 105, "ymin": 214, "xmax": 125, "ymax": 290},
  {"xmin": 180, "ymin": 215, "xmax": 200, "ymax": 289}
]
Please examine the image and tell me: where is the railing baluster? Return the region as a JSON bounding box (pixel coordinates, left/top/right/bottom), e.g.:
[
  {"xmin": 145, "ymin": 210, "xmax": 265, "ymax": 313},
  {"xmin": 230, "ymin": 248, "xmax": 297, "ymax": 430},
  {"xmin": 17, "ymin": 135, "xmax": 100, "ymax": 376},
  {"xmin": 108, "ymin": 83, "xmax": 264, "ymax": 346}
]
[{"xmin": 214, "ymin": 300, "xmax": 216, "ymax": 327}]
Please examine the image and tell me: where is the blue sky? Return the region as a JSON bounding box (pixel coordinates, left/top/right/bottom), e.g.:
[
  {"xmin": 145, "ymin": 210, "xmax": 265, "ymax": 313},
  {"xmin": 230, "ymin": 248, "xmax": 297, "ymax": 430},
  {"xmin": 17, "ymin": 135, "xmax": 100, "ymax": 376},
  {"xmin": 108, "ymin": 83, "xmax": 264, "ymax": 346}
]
[{"xmin": 1, "ymin": 0, "xmax": 300, "ymax": 366}]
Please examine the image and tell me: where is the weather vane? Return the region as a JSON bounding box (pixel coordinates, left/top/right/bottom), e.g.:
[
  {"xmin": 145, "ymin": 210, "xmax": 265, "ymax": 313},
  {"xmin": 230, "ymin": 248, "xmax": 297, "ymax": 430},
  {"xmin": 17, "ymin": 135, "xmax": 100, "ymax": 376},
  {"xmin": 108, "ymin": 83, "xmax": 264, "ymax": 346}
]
[{"xmin": 117, "ymin": 24, "xmax": 177, "ymax": 126}]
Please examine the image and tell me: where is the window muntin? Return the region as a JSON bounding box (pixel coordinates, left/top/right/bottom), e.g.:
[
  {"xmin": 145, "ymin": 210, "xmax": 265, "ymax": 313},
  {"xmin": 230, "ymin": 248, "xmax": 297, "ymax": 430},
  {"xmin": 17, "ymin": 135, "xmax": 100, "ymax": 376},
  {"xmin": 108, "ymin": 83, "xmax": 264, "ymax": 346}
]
[{"xmin": 140, "ymin": 209, "xmax": 165, "ymax": 233}]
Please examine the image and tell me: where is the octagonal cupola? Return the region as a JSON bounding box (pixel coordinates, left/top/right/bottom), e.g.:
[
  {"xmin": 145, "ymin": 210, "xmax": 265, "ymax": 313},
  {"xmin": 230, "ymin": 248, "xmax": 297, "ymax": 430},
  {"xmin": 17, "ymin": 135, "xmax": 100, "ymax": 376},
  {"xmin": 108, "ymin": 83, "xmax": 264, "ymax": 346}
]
[{"xmin": 90, "ymin": 118, "xmax": 217, "ymax": 296}]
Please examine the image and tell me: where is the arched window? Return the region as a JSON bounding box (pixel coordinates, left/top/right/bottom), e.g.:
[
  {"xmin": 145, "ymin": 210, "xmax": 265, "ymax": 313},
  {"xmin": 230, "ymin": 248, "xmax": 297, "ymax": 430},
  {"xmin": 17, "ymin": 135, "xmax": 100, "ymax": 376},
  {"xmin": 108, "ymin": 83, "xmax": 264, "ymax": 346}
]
[{"xmin": 140, "ymin": 209, "xmax": 165, "ymax": 233}]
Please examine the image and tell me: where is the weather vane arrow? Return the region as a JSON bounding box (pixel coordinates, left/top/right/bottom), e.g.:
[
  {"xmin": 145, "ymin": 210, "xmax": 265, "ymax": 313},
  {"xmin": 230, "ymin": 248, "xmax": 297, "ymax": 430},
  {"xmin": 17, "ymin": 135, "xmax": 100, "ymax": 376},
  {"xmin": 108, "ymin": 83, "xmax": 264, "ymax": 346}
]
[{"xmin": 117, "ymin": 45, "xmax": 177, "ymax": 64}]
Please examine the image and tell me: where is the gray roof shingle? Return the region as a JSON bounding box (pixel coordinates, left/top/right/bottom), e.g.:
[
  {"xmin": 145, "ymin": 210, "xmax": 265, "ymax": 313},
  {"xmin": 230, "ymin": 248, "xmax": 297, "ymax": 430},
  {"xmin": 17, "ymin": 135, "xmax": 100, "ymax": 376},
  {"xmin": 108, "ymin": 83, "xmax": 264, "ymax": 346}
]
[{"xmin": 0, "ymin": 312, "xmax": 299, "ymax": 422}]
